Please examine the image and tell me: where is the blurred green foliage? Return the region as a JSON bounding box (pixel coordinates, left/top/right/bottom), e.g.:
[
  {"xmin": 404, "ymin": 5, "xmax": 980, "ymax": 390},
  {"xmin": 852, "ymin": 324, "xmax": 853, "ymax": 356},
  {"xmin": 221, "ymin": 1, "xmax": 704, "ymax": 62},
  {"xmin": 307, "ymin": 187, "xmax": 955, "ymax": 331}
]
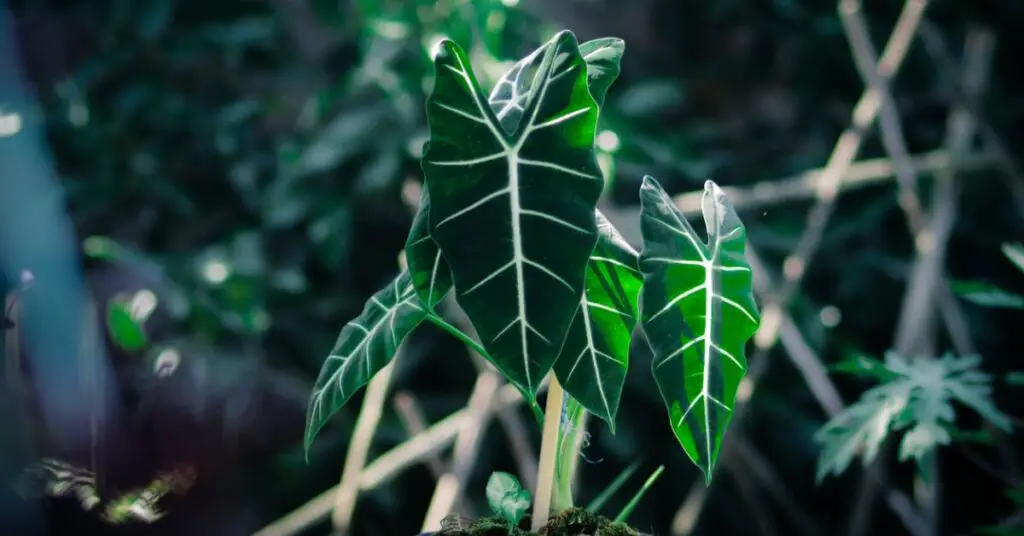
[{"xmin": 8, "ymin": 0, "xmax": 1024, "ymax": 534}]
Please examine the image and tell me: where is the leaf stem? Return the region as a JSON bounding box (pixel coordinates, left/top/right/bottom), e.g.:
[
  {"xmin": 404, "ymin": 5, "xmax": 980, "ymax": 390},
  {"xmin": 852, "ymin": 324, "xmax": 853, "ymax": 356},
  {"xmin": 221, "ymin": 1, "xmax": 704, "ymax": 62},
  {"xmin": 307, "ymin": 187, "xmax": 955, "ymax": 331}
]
[
  {"xmin": 612, "ymin": 464, "xmax": 664, "ymax": 524},
  {"xmin": 425, "ymin": 312, "xmax": 489, "ymax": 358},
  {"xmin": 531, "ymin": 373, "xmax": 565, "ymax": 531},
  {"xmin": 424, "ymin": 312, "xmax": 544, "ymax": 423}
]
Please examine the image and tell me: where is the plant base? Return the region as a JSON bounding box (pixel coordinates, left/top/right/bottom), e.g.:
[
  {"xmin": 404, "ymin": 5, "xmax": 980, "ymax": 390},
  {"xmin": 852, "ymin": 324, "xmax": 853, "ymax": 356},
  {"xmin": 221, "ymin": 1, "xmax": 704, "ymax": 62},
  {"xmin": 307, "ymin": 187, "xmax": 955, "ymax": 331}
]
[{"xmin": 434, "ymin": 508, "xmax": 641, "ymax": 536}]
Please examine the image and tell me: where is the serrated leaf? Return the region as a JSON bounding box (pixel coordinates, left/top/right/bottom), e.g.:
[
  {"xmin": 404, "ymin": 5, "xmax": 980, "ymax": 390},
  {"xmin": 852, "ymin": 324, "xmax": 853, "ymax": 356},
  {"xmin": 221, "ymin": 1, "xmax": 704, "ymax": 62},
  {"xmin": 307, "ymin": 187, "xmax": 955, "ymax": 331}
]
[
  {"xmin": 553, "ymin": 211, "xmax": 641, "ymax": 426},
  {"xmin": 405, "ymin": 185, "xmax": 452, "ymax": 309},
  {"xmin": 421, "ymin": 32, "xmax": 604, "ymax": 398},
  {"xmin": 815, "ymin": 351, "xmax": 1011, "ymax": 481},
  {"xmin": 951, "ymin": 280, "xmax": 1024, "ymax": 309},
  {"xmin": 305, "ymin": 272, "xmax": 425, "ymax": 450},
  {"xmin": 637, "ymin": 177, "xmax": 760, "ymax": 483},
  {"xmin": 485, "ymin": 471, "xmax": 531, "ymax": 526}
]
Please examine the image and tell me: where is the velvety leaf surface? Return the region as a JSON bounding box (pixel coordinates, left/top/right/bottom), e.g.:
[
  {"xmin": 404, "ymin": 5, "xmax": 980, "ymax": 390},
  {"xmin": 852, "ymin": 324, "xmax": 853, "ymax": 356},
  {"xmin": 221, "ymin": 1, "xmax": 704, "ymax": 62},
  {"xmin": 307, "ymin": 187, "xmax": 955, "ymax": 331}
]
[
  {"xmin": 421, "ymin": 31, "xmax": 603, "ymax": 397},
  {"xmin": 305, "ymin": 272, "xmax": 424, "ymax": 450}
]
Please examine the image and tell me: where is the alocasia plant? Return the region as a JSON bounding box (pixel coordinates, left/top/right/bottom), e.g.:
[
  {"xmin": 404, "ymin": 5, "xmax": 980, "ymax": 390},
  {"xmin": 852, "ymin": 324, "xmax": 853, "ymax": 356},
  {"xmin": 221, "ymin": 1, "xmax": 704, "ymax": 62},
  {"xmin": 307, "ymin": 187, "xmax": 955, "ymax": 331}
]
[{"xmin": 305, "ymin": 30, "xmax": 761, "ymax": 503}]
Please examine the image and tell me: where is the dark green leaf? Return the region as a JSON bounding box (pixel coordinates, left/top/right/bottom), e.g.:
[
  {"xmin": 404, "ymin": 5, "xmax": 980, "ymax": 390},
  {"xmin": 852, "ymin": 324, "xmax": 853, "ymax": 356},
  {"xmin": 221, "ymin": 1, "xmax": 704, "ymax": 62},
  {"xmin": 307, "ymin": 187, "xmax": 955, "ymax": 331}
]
[
  {"xmin": 405, "ymin": 35, "xmax": 625, "ymax": 311},
  {"xmin": 553, "ymin": 210, "xmax": 641, "ymax": 426},
  {"xmin": 488, "ymin": 37, "xmax": 624, "ymax": 133},
  {"xmin": 951, "ymin": 280, "xmax": 1024, "ymax": 309},
  {"xmin": 637, "ymin": 177, "xmax": 760, "ymax": 483},
  {"xmin": 405, "ymin": 185, "xmax": 453, "ymax": 309},
  {"xmin": 305, "ymin": 272, "xmax": 425, "ymax": 450},
  {"xmin": 422, "ymin": 32, "xmax": 604, "ymax": 398},
  {"xmin": 485, "ymin": 471, "xmax": 531, "ymax": 526},
  {"xmin": 106, "ymin": 300, "xmax": 148, "ymax": 351},
  {"xmin": 576, "ymin": 38, "xmax": 625, "ymax": 109}
]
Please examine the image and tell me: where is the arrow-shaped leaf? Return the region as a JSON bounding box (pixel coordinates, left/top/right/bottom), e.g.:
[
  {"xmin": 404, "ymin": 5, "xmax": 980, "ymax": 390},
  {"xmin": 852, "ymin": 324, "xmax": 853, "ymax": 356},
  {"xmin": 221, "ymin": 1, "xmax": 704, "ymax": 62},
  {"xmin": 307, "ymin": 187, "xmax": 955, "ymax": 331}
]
[
  {"xmin": 488, "ymin": 37, "xmax": 624, "ymax": 132},
  {"xmin": 552, "ymin": 210, "xmax": 641, "ymax": 426},
  {"xmin": 405, "ymin": 185, "xmax": 452, "ymax": 309},
  {"xmin": 422, "ymin": 31, "xmax": 604, "ymax": 398},
  {"xmin": 637, "ymin": 177, "xmax": 760, "ymax": 482},
  {"xmin": 405, "ymin": 37, "xmax": 625, "ymax": 313},
  {"xmin": 305, "ymin": 272, "xmax": 425, "ymax": 450}
]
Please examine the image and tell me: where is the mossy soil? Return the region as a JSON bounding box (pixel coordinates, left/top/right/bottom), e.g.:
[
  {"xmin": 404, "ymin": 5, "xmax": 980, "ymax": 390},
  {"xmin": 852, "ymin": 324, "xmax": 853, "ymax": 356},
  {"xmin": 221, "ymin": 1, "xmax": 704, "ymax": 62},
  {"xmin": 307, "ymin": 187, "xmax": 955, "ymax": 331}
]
[{"xmin": 437, "ymin": 507, "xmax": 641, "ymax": 536}]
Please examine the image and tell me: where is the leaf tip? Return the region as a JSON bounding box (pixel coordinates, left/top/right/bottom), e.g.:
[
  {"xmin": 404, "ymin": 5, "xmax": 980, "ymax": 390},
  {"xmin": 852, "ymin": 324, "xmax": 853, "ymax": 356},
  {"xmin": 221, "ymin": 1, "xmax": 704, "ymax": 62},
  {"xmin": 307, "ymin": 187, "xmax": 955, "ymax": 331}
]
[{"xmin": 640, "ymin": 175, "xmax": 661, "ymax": 193}]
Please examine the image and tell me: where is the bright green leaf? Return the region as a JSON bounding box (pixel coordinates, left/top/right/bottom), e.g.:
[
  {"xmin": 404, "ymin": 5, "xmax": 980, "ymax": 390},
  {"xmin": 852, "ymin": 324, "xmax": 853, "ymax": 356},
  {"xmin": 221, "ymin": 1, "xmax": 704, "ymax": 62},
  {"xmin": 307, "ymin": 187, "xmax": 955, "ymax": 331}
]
[
  {"xmin": 421, "ymin": 31, "xmax": 604, "ymax": 398},
  {"xmin": 106, "ymin": 300, "xmax": 148, "ymax": 351},
  {"xmin": 951, "ymin": 280, "xmax": 1024, "ymax": 309},
  {"xmin": 553, "ymin": 211, "xmax": 641, "ymax": 426},
  {"xmin": 305, "ymin": 272, "xmax": 425, "ymax": 451},
  {"xmin": 637, "ymin": 177, "xmax": 760, "ymax": 483},
  {"xmin": 486, "ymin": 471, "xmax": 532, "ymax": 526}
]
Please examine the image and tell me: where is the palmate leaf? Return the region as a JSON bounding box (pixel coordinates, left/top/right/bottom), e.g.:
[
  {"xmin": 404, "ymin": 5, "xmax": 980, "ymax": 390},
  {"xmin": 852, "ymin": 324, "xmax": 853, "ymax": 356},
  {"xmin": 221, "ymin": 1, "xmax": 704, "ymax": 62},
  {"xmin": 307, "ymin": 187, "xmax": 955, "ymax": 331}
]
[
  {"xmin": 637, "ymin": 177, "xmax": 760, "ymax": 483},
  {"xmin": 814, "ymin": 352, "xmax": 1011, "ymax": 482},
  {"xmin": 304, "ymin": 272, "xmax": 425, "ymax": 450},
  {"xmin": 421, "ymin": 31, "xmax": 604, "ymax": 397},
  {"xmin": 553, "ymin": 211, "xmax": 641, "ymax": 426}
]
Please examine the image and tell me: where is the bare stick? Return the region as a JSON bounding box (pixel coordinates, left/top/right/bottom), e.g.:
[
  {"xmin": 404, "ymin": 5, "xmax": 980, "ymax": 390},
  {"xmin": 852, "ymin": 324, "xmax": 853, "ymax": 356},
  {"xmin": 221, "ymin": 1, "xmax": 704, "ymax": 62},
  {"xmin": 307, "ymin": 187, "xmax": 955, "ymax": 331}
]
[
  {"xmin": 330, "ymin": 361, "xmax": 396, "ymax": 534},
  {"xmin": 254, "ymin": 380, "xmax": 546, "ymax": 536},
  {"xmin": 532, "ymin": 375, "xmax": 566, "ymax": 531},
  {"xmin": 840, "ymin": 16, "xmax": 994, "ymax": 536},
  {"xmin": 601, "ymin": 149, "xmax": 996, "ymax": 247},
  {"xmin": 393, "ymin": 393, "xmax": 476, "ymax": 518},
  {"xmin": 420, "ymin": 370, "xmax": 500, "ymax": 531}
]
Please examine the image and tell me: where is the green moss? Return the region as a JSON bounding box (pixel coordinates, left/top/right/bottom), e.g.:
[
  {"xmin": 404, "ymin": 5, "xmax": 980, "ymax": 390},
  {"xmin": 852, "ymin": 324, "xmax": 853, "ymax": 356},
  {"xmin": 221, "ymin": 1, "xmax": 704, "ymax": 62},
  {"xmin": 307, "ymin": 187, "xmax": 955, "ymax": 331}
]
[{"xmin": 437, "ymin": 509, "xmax": 640, "ymax": 536}]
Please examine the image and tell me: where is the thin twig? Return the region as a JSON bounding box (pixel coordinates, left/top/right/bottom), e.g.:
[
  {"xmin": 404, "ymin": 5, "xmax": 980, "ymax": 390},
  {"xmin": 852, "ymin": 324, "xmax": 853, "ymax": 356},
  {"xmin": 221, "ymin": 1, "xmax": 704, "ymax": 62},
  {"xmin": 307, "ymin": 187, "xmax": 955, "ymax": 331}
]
[
  {"xmin": 731, "ymin": 437, "xmax": 826, "ymax": 536},
  {"xmin": 254, "ymin": 381, "xmax": 546, "ymax": 536},
  {"xmin": 420, "ymin": 368, "xmax": 500, "ymax": 532},
  {"xmin": 601, "ymin": 149, "xmax": 997, "ymax": 247},
  {"xmin": 393, "ymin": 392, "xmax": 476, "ymax": 518},
  {"xmin": 841, "ymin": 18, "xmax": 994, "ymax": 536},
  {"xmin": 330, "ymin": 361, "xmax": 396, "ymax": 534},
  {"xmin": 917, "ymin": 21, "xmax": 1024, "ymax": 218}
]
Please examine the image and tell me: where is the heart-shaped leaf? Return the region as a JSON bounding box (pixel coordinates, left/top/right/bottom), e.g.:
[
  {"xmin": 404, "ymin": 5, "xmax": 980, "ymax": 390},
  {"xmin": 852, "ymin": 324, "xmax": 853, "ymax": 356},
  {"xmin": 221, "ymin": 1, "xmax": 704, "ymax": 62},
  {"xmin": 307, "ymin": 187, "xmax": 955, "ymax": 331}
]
[
  {"xmin": 405, "ymin": 185, "xmax": 452, "ymax": 310},
  {"xmin": 305, "ymin": 272, "xmax": 425, "ymax": 450},
  {"xmin": 486, "ymin": 471, "xmax": 532, "ymax": 526},
  {"xmin": 422, "ymin": 31, "xmax": 604, "ymax": 398},
  {"xmin": 552, "ymin": 210, "xmax": 641, "ymax": 426},
  {"xmin": 637, "ymin": 177, "xmax": 760, "ymax": 483}
]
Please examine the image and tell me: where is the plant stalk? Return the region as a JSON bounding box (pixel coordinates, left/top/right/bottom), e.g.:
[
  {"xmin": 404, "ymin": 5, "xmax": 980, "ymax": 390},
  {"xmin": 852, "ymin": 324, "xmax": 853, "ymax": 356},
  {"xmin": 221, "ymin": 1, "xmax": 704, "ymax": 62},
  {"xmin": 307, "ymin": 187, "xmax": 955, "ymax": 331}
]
[{"xmin": 531, "ymin": 373, "xmax": 565, "ymax": 531}]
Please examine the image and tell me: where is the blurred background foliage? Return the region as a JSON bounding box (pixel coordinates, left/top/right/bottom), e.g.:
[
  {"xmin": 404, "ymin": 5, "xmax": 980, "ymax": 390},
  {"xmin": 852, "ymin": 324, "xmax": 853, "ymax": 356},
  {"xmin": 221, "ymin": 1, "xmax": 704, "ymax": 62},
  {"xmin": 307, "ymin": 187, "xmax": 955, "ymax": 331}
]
[{"xmin": 3, "ymin": 0, "xmax": 1024, "ymax": 535}]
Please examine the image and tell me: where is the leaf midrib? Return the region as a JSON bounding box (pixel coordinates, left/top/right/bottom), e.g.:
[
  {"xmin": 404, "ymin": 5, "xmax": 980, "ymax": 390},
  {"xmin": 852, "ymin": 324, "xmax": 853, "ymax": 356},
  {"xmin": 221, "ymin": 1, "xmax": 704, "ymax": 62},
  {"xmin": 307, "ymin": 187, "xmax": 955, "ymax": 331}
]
[{"xmin": 435, "ymin": 43, "xmax": 592, "ymax": 392}]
